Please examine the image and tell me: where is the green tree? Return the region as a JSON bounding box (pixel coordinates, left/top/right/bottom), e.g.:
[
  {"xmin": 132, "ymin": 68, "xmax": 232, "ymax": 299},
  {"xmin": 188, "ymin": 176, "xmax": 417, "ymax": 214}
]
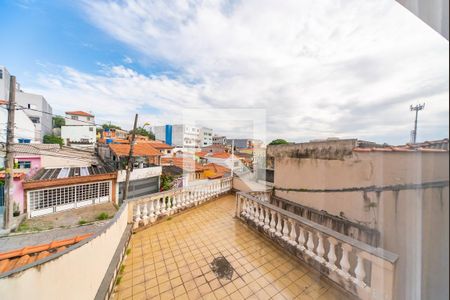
[
  {"xmin": 102, "ymin": 123, "xmax": 122, "ymax": 130},
  {"xmin": 132, "ymin": 127, "xmax": 155, "ymax": 140},
  {"xmin": 269, "ymin": 139, "xmax": 289, "ymax": 145},
  {"xmin": 52, "ymin": 116, "xmax": 65, "ymax": 128},
  {"xmin": 160, "ymin": 174, "xmax": 173, "ymax": 191},
  {"xmin": 43, "ymin": 134, "xmax": 64, "ymax": 146}
]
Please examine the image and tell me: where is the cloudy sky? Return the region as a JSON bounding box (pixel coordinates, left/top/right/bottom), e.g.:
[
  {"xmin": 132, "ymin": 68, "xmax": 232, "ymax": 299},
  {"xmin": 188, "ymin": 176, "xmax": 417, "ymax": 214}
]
[{"xmin": 0, "ymin": 0, "xmax": 448, "ymax": 144}]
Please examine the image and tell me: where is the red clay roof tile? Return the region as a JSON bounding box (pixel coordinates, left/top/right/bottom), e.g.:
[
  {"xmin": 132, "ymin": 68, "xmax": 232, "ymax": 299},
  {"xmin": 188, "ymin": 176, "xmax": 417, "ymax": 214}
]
[
  {"xmin": 0, "ymin": 233, "xmax": 92, "ymax": 274},
  {"xmin": 65, "ymin": 111, "xmax": 94, "ymax": 117},
  {"xmin": 109, "ymin": 143, "xmax": 161, "ymax": 157}
]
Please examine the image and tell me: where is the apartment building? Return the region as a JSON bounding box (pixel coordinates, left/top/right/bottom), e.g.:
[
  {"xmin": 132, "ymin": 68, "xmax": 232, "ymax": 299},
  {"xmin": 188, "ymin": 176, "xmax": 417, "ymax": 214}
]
[
  {"xmin": 153, "ymin": 124, "xmax": 213, "ymax": 149},
  {"xmin": 213, "ymin": 135, "xmax": 226, "ymax": 145},
  {"xmin": 0, "ymin": 66, "xmax": 48, "ymax": 143},
  {"xmin": 15, "ymin": 88, "xmax": 53, "ymax": 142},
  {"xmin": 199, "ymin": 127, "xmax": 213, "ymax": 146},
  {"xmin": 61, "ymin": 111, "xmax": 96, "ymax": 150}
]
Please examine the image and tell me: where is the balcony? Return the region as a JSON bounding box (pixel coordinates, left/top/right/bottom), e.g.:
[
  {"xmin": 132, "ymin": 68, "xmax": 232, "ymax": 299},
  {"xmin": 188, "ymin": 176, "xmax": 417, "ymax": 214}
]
[{"xmin": 0, "ymin": 178, "xmax": 397, "ymax": 300}]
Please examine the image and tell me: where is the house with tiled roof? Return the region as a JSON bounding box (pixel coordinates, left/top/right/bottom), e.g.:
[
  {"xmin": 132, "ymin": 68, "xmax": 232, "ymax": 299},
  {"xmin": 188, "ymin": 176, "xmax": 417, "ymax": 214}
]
[
  {"xmin": 203, "ymin": 163, "xmax": 231, "ymax": 179},
  {"xmin": 61, "ymin": 111, "xmax": 96, "ymax": 151},
  {"xmin": 97, "ymin": 142, "xmax": 163, "ymax": 200},
  {"xmin": 161, "ymin": 157, "xmax": 206, "ymax": 186}
]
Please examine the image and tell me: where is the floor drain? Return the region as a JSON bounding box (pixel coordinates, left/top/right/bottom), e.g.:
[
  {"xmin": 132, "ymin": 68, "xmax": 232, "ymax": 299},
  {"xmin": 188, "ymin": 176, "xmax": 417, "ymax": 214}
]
[{"xmin": 210, "ymin": 256, "xmax": 234, "ymax": 280}]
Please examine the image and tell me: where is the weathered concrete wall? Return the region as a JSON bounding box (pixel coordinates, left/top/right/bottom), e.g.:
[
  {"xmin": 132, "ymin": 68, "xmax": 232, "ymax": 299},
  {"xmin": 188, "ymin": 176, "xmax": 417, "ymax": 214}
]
[
  {"xmin": 273, "ymin": 151, "xmax": 449, "ymax": 299},
  {"xmin": 0, "ymin": 203, "xmax": 129, "ymax": 300}
]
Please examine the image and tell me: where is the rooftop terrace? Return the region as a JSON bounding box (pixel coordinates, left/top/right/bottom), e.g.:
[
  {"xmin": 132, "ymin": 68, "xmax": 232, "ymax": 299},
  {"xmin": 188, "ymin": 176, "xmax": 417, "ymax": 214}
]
[{"xmin": 112, "ymin": 194, "xmax": 347, "ymax": 300}]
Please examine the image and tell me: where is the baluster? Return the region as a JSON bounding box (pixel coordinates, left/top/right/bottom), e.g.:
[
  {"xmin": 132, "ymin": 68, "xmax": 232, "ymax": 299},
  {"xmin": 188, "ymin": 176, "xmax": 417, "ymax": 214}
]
[
  {"xmin": 282, "ymin": 218, "xmax": 290, "ymax": 241},
  {"xmin": 241, "ymin": 196, "xmax": 247, "ymax": 217},
  {"xmin": 172, "ymin": 195, "xmax": 177, "ymax": 212},
  {"xmin": 326, "ymin": 237, "xmax": 337, "ymax": 270},
  {"xmin": 275, "ymin": 213, "xmax": 283, "ymax": 237},
  {"xmin": 354, "ymin": 253, "xmax": 366, "ymax": 286},
  {"xmin": 306, "ymin": 231, "xmax": 315, "ymax": 257},
  {"xmin": 155, "ymin": 198, "xmax": 161, "ymax": 216},
  {"xmin": 161, "ymin": 197, "xmax": 167, "ymax": 214},
  {"xmin": 134, "ymin": 204, "xmax": 142, "ymax": 229},
  {"xmin": 263, "ymin": 208, "xmax": 270, "ymax": 229},
  {"xmin": 253, "ymin": 203, "xmax": 260, "ymax": 222},
  {"xmin": 142, "ymin": 203, "xmax": 149, "ymax": 225},
  {"xmin": 248, "ymin": 201, "xmax": 255, "ymax": 220},
  {"xmin": 258, "ymin": 205, "xmax": 265, "ymax": 226},
  {"xmin": 149, "ymin": 199, "xmax": 156, "ymax": 222},
  {"xmin": 297, "ymin": 227, "xmax": 306, "ymax": 251},
  {"xmin": 288, "ymin": 219, "xmax": 297, "ymax": 246},
  {"xmin": 177, "ymin": 194, "xmax": 182, "ymax": 209},
  {"xmin": 269, "ymin": 210, "xmax": 276, "ymax": 232},
  {"xmin": 339, "ymin": 244, "xmax": 352, "ymax": 279},
  {"xmin": 315, "ymin": 232, "xmax": 325, "ymax": 263}
]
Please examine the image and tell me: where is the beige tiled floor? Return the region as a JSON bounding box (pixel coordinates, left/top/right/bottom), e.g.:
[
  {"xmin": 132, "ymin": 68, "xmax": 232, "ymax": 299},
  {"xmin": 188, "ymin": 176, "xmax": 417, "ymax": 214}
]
[{"xmin": 113, "ymin": 194, "xmax": 348, "ymax": 300}]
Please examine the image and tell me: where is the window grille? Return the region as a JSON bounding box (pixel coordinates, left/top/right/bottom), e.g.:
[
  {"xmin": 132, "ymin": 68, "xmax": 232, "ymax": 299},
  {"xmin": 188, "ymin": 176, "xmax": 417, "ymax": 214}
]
[{"xmin": 28, "ymin": 181, "xmax": 111, "ymax": 215}]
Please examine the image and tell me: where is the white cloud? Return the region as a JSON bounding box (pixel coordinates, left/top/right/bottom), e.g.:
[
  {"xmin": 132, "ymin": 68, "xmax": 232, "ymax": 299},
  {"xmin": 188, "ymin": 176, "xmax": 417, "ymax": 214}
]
[{"xmin": 29, "ymin": 0, "xmax": 449, "ymax": 144}]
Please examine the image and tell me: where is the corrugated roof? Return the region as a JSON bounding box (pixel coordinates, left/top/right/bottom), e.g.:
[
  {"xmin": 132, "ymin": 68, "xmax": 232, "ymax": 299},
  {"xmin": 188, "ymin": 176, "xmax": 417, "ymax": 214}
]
[
  {"xmin": 29, "ymin": 165, "xmax": 114, "ymax": 181},
  {"xmin": 109, "ymin": 143, "xmax": 161, "ymax": 157},
  {"xmin": 0, "ymin": 234, "xmax": 92, "ymax": 275},
  {"xmin": 140, "ymin": 140, "xmax": 174, "ymax": 150},
  {"xmin": 65, "ymin": 111, "xmax": 94, "ymax": 117}
]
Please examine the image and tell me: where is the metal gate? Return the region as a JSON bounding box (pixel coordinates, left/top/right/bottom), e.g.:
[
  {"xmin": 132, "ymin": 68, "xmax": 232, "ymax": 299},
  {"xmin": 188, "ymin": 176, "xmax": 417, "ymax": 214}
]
[{"xmin": 118, "ymin": 176, "xmax": 159, "ymax": 200}]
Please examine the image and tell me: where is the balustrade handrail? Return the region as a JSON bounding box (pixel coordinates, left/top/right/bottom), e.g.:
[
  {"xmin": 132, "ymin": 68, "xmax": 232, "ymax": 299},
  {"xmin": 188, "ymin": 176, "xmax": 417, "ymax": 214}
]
[
  {"xmin": 237, "ymin": 191, "xmax": 398, "ymax": 263},
  {"xmin": 128, "ymin": 177, "xmax": 232, "ymax": 205}
]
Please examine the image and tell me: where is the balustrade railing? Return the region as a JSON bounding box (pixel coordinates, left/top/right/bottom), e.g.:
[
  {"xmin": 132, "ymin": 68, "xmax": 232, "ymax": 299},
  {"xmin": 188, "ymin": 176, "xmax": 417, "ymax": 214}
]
[
  {"xmin": 236, "ymin": 192, "xmax": 398, "ymax": 300},
  {"xmin": 129, "ymin": 177, "xmax": 232, "ymax": 230}
]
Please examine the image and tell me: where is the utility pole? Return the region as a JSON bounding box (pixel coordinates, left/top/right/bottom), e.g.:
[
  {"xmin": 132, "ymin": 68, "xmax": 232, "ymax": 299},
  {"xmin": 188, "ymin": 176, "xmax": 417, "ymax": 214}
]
[
  {"xmin": 3, "ymin": 76, "xmax": 16, "ymax": 230},
  {"xmin": 231, "ymin": 139, "xmax": 234, "ymax": 177},
  {"xmin": 122, "ymin": 114, "xmax": 138, "ymax": 204},
  {"xmin": 410, "ymin": 103, "xmax": 425, "ymax": 144}
]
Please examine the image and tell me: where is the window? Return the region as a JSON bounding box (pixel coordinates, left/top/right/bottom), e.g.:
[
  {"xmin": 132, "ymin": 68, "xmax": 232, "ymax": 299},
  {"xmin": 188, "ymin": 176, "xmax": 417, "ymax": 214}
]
[
  {"xmin": 29, "ymin": 116, "xmax": 40, "ymax": 124},
  {"xmin": 27, "ymin": 104, "xmax": 37, "ymax": 109},
  {"xmin": 71, "ymin": 115, "xmax": 78, "ymax": 120},
  {"xmin": 89, "ymin": 127, "xmax": 94, "ymax": 132},
  {"xmin": 0, "ymin": 69, "xmax": 3, "ymax": 79},
  {"xmin": 87, "ymin": 117, "xmax": 91, "ymax": 121},
  {"xmin": 17, "ymin": 161, "xmax": 31, "ymax": 169}
]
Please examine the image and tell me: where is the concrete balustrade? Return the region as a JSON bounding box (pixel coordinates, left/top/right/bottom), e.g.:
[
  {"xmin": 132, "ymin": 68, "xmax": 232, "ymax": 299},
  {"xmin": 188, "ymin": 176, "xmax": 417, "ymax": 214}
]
[
  {"xmin": 236, "ymin": 192, "xmax": 399, "ymax": 300},
  {"xmin": 129, "ymin": 177, "xmax": 233, "ymax": 230}
]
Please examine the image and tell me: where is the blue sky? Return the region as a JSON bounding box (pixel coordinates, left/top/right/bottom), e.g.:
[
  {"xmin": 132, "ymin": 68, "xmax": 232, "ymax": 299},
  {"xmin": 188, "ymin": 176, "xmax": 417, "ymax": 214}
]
[{"xmin": 0, "ymin": 0, "xmax": 448, "ymax": 144}]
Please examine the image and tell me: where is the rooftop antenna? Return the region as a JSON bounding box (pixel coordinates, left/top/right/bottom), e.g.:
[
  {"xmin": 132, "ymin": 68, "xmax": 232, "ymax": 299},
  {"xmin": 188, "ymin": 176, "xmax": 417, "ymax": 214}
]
[{"xmin": 410, "ymin": 103, "xmax": 425, "ymax": 144}]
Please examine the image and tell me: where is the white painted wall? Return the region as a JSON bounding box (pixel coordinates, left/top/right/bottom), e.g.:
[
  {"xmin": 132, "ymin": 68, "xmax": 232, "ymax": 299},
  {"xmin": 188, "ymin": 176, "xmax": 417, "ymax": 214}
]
[
  {"xmin": 65, "ymin": 114, "xmax": 95, "ymax": 126},
  {"xmin": 15, "ymin": 91, "xmax": 53, "ymax": 142},
  {"xmin": 61, "ymin": 126, "xmax": 96, "ymax": 144},
  {"xmin": 0, "ymin": 107, "xmax": 36, "ymax": 143},
  {"xmin": 117, "ymin": 166, "xmax": 162, "ymax": 182}
]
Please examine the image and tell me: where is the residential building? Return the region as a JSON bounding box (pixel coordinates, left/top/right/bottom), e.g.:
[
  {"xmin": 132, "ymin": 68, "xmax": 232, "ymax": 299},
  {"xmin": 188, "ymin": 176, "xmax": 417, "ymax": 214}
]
[
  {"xmin": 61, "ymin": 111, "xmax": 96, "ymax": 151},
  {"xmin": 0, "ymin": 100, "xmax": 36, "ymax": 145},
  {"xmin": 266, "ymin": 138, "xmax": 449, "ymax": 300},
  {"xmin": 23, "ymin": 165, "xmax": 117, "ymax": 218},
  {"xmin": 161, "ymin": 157, "xmax": 205, "ymax": 186},
  {"xmin": 154, "ymin": 124, "xmax": 212, "ymax": 149},
  {"xmin": 1, "ymin": 66, "xmax": 53, "ymax": 142},
  {"xmin": 200, "ymin": 144, "xmax": 227, "ymax": 153},
  {"xmin": 1, "ymin": 143, "xmax": 109, "ymax": 215},
  {"xmin": 199, "ymin": 127, "xmax": 213, "ymax": 146},
  {"xmin": 226, "ymin": 138, "xmax": 263, "ymax": 149},
  {"xmin": 103, "ymin": 143, "xmax": 162, "ymax": 199},
  {"xmin": 0, "ymin": 66, "xmax": 11, "ymax": 101},
  {"xmin": 212, "ymin": 135, "xmax": 226, "ymax": 145},
  {"xmin": 15, "ymin": 89, "xmax": 53, "ymax": 142},
  {"xmin": 100, "ymin": 128, "xmax": 128, "ymax": 141}
]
